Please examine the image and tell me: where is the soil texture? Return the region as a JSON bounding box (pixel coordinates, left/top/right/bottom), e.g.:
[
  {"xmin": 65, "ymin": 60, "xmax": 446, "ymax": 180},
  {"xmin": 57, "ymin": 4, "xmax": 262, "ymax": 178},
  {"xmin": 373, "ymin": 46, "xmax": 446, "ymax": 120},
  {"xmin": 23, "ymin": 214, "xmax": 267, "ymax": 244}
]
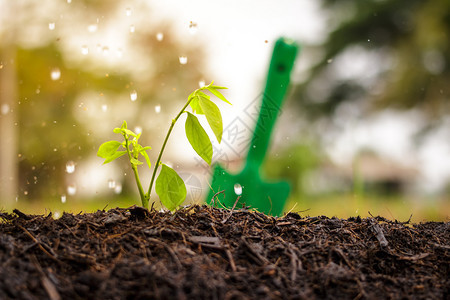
[{"xmin": 0, "ymin": 205, "xmax": 448, "ymax": 299}]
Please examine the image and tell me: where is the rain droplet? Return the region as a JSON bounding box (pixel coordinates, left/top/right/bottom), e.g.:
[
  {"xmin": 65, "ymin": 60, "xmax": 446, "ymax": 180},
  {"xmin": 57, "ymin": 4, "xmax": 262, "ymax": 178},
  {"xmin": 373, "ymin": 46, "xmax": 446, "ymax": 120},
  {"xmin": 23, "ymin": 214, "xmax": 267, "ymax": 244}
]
[
  {"xmin": 0, "ymin": 63, "xmax": 3, "ymax": 69},
  {"xmin": 88, "ymin": 24, "xmax": 98, "ymax": 32},
  {"xmin": 130, "ymin": 90, "xmax": 137, "ymax": 101},
  {"xmin": 155, "ymin": 105, "xmax": 161, "ymax": 113},
  {"xmin": 67, "ymin": 184, "xmax": 77, "ymax": 196},
  {"xmin": 125, "ymin": 7, "xmax": 132, "ymax": 16},
  {"xmin": 50, "ymin": 68, "xmax": 61, "ymax": 81},
  {"xmin": 234, "ymin": 183, "xmax": 242, "ymax": 196},
  {"xmin": 198, "ymin": 80, "xmax": 205, "ymax": 88},
  {"xmin": 367, "ymin": 39, "xmax": 371, "ymax": 42},
  {"xmin": 102, "ymin": 46, "xmax": 109, "ymax": 56},
  {"xmin": 67, "ymin": 0, "xmax": 72, "ymax": 3},
  {"xmin": 108, "ymin": 179, "xmax": 116, "ymax": 189},
  {"xmin": 179, "ymin": 56, "xmax": 188, "ymax": 65},
  {"xmin": 66, "ymin": 161, "xmax": 75, "ymax": 173},
  {"xmin": 101, "ymin": 104, "xmax": 108, "ymax": 112},
  {"xmin": 156, "ymin": 32, "xmax": 164, "ymax": 41},
  {"xmin": 96, "ymin": 44, "xmax": 102, "ymax": 52},
  {"xmin": 129, "ymin": 25, "xmax": 135, "ymax": 33},
  {"xmin": 81, "ymin": 45, "xmax": 89, "ymax": 55},
  {"xmin": 114, "ymin": 183, "xmax": 122, "ymax": 194},
  {"xmin": 327, "ymin": 59, "xmax": 333, "ymax": 63},
  {"xmin": 116, "ymin": 48, "xmax": 123, "ymax": 58},
  {"xmin": 1, "ymin": 103, "xmax": 10, "ymax": 115},
  {"xmin": 189, "ymin": 21, "xmax": 198, "ymax": 35},
  {"xmin": 54, "ymin": 211, "xmax": 61, "ymax": 219},
  {"xmin": 134, "ymin": 126, "xmax": 142, "ymax": 134},
  {"xmin": 49, "ymin": 22, "xmax": 55, "ymax": 30}
]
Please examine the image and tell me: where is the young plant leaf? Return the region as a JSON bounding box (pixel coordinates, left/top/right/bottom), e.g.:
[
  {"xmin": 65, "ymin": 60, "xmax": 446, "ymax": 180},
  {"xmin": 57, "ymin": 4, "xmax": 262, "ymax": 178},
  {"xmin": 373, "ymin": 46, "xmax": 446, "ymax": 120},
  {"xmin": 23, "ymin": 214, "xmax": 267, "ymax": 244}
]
[
  {"xmin": 189, "ymin": 94, "xmax": 204, "ymax": 115},
  {"xmin": 198, "ymin": 97, "xmax": 223, "ymax": 143},
  {"xmin": 155, "ymin": 164, "xmax": 187, "ymax": 211},
  {"xmin": 97, "ymin": 141, "xmax": 122, "ymax": 159},
  {"xmin": 185, "ymin": 112, "xmax": 213, "ymax": 165},
  {"xmin": 102, "ymin": 151, "xmax": 126, "ymax": 164},
  {"xmin": 206, "ymin": 86, "xmax": 231, "ymax": 105}
]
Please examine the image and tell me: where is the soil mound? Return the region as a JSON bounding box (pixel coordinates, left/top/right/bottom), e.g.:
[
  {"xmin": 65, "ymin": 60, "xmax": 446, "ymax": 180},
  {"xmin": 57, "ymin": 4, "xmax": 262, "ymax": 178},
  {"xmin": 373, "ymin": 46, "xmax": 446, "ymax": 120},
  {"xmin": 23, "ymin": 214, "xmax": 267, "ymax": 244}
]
[{"xmin": 0, "ymin": 205, "xmax": 448, "ymax": 299}]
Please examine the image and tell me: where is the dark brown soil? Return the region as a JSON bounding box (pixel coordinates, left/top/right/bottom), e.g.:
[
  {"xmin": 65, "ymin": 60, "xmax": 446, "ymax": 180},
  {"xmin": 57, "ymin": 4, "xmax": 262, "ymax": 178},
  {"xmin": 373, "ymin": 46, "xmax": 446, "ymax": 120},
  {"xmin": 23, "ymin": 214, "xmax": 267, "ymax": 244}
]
[{"xmin": 0, "ymin": 205, "xmax": 448, "ymax": 299}]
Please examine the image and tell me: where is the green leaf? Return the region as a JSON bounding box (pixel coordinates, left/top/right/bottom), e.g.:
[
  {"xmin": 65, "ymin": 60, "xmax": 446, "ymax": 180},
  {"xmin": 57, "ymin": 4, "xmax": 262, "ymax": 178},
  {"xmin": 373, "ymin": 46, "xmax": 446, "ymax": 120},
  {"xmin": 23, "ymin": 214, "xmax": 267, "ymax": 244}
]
[
  {"xmin": 185, "ymin": 112, "xmax": 213, "ymax": 165},
  {"xmin": 155, "ymin": 164, "xmax": 187, "ymax": 211},
  {"xmin": 198, "ymin": 97, "xmax": 223, "ymax": 143},
  {"xmin": 97, "ymin": 141, "xmax": 122, "ymax": 159},
  {"xmin": 122, "ymin": 128, "xmax": 137, "ymax": 138},
  {"xmin": 206, "ymin": 86, "xmax": 231, "ymax": 105},
  {"xmin": 189, "ymin": 94, "xmax": 204, "ymax": 114},
  {"xmin": 140, "ymin": 148, "xmax": 152, "ymax": 169},
  {"xmin": 113, "ymin": 128, "xmax": 122, "ymax": 134},
  {"xmin": 102, "ymin": 151, "xmax": 126, "ymax": 164}
]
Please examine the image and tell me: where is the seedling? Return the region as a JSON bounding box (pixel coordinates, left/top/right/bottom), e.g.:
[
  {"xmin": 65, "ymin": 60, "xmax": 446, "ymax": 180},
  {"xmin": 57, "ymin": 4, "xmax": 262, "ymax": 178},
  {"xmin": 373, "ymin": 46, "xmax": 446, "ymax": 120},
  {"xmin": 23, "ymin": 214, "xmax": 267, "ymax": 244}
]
[{"xmin": 97, "ymin": 81, "xmax": 230, "ymax": 210}]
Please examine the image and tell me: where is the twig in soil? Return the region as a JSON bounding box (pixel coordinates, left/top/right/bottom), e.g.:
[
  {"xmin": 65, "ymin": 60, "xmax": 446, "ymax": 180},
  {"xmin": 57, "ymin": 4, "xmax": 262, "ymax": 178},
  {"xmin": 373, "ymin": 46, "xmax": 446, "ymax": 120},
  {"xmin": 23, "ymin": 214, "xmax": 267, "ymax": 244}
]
[
  {"xmin": 222, "ymin": 196, "xmax": 241, "ymax": 224},
  {"xmin": 30, "ymin": 255, "xmax": 61, "ymax": 300},
  {"xmin": 210, "ymin": 190, "xmax": 226, "ymax": 208},
  {"xmin": 18, "ymin": 224, "xmax": 59, "ymax": 261},
  {"xmin": 148, "ymin": 238, "xmax": 182, "ymax": 270},
  {"xmin": 368, "ymin": 218, "xmax": 388, "ymax": 247}
]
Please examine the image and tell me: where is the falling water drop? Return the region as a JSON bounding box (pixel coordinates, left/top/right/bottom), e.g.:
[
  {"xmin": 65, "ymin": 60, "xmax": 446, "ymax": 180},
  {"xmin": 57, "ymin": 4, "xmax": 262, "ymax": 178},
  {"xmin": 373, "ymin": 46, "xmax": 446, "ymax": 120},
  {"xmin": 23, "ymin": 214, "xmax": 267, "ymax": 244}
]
[
  {"xmin": 188, "ymin": 21, "xmax": 198, "ymax": 35},
  {"xmin": 125, "ymin": 7, "xmax": 132, "ymax": 16},
  {"xmin": 50, "ymin": 68, "xmax": 61, "ymax": 81},
  {"xmin": 156, "ymin": 32, "xmax": 164, "ymax": 41},
  {"xmin": 129, "ymin": 25, "xmax": 135, "ymax": 33},
  {"xmin": 116, "ymin": 48, "xmax": 123, "ymax": 58},
  {"xmin": 61, "ymin": 195, "xmax": 67, "ymax": 203},
  {"xmin": 49, "ymin": 22, "xmax": 55, "ymax": 30},
  {"xmin": 327, "ymin": 58, "xmax": 333, "ymax": 63},
  {"xmin": 88, "ymin": 24, "xmax": 98, "ymax": 32},
  {"xmin": 234, "ymin": 183, "xmax": 243, "ymax": 196},
  {"xmin": 108, "ymin": 179, "xmax": 116, "ymax": 189},
  {"xmin": 101, "ymin": 104, "xmax": 108, "ymax": 112},
  {"xmin": 67, "ymin": 184, "xmax": 77, "ymax": 196},
  {"xmin": 1, "ymin": 103, "xmax": 10, "ymax": 115},
  {"xmin": 179, "ymin": 56, "xmax": 188, "ymax": 65},
  {"xmin": 81, "ymin": 45, "xmax": 89, "ymax": 55},
  {"xmin": 114, "ymin": 183, "xmax": 122, "ymax": 194},
  {"xmin": 67, "ymin": 0, "xmax": 72, "ymax": 3},
  {"xmin": 134, "ymin": 126, "xmax": 142, "ymax": 134},
  {"xmin": 130, "ymin": 90, "xmax": 137, "ymax": 101},
  {"xmin": 155, "ymin": 105, "xmax": 161, "ymax": 113},
  {"xmin": 102, "ymin": 46, "xmax": 109, "ymax": 56},
  {"xmin": 198, "ymin": 80, "xmax": 205, "ymax": 88},
  {"xmin": 66, "ymin": 161, "xmax": 75, "ymax": 173}
]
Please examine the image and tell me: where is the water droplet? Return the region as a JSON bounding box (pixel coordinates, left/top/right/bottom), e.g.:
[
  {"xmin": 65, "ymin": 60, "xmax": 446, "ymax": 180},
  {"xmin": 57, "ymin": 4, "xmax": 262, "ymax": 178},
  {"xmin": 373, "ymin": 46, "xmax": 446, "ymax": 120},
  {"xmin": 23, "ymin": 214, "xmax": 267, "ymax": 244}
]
[
  {"xmin": 101, "ymin": 104, "xmax": 108, "ymax": 112},
  {"xmin": 156, "ymin": 32, "xmax": 164, "ymax": 41},
  {"xmin": 116, "ymin": 48, "xmax": 123, "ymax": 58},
  {"xmin": 0, "ymin": 63, "xmax": 3, "ymax": 69},
  {"xmin": 155, "ymin": 105, "xmax": 161, "ymax": 113},
  {"xmin": 66, "ymin": 161, "xmax": 75, "ymax": 173},
  {"xmin": 88, "ymin": 24, "xmax": 97, "ymax": 32},
  {"xmin": 114, "ymin": 183, "xmax": 122, "ymax": 194},
  {"xmin": 129, "ymin": 25, "xmax": 135, "ymax": 33},
  {"xmin": 24, "ymin": 191, "xmax": 28, "ymax": 195},
  {"xmin": 125, "ymin": 7, "xmax": 132, "ymax": 16},
  {"xmin": 108, "ymin": 179, "xmax": 116, "ymax": 189},
  {"xmin": 49, "ymin": 22, "xmax": 55, "ymax": 30},
  {"xmin": 102, "ymin": 46, "xmax": 109, "ymax": 56},
  {"xmin": 189, "ymin": 21, "xmax": 198, "ymax": 35},
  {"xmin": 96, "ymin": 44, "xmax": 102, "ymax": 52},
  {"xmin": 367, "ymin": 39, "xmax": 371, "ymax": 42},
  {"xmin": 54, "ymin": 211, "xmax": 61, "ymax": 219},
  {"xmin": 234, "ymin": 183, "xmax": 242, "ymax": 196},
  {"xmin": 134, "ymin": 126, "xmax": 142, "ymax": 134},
  {"xmin": 327, "ymin": 59, "xmax": 333, "ymax": 63},
  {"xmin": 252, "ymin": 145, "xmax": 256, "ymax": 149},
  {"xmin": 50, "ymin": 68, "xmax": 61, "ymax": 81},
  {"xmin": 67, "ymin": 0, "xmax": 72, "ymax": 3},
  {"xmin": 130, "ymin": 90, "xmax": 137, "ymax": 101},
  {"xmin": 1, "ymin": 103, "xmax": 10, "ymax": 115},
  {"xmin": 67, "ymin": 184, "xmax": 77, "ymax": 196},
  {"xmin": 179, "ymin": 56, "xmax": 188, "ymax": 65},
  {"xmin": 81, "ymin": 45, "xmax": 89, "ymax": 55},
  {"xmin": 198, "ymin": 80, "xmax": 205, "ymax": 88},
  {"xmin": 36, "ymin": 88, "xmax": 40, "ymax": 94}
]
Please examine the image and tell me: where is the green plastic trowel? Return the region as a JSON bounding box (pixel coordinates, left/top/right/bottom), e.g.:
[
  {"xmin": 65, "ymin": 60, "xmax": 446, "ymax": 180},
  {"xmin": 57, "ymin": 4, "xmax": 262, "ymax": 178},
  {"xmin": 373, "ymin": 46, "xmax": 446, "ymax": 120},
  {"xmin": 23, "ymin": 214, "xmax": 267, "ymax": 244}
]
[{"xmin": 206, "ymin": 37, "xmax": 299, "ymax": 216}]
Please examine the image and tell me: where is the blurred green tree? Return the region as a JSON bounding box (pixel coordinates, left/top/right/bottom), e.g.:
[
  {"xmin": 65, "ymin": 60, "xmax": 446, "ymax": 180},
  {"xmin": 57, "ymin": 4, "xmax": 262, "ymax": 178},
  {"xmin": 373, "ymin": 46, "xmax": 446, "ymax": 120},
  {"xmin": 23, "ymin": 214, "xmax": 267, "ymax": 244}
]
[
  {"xmin": 293, "ymin": 0, "xmax": 450, "ymax": 134},
  {"xmin": 0, "ymin": 0, "xmax": 206, "ymax": 205}
]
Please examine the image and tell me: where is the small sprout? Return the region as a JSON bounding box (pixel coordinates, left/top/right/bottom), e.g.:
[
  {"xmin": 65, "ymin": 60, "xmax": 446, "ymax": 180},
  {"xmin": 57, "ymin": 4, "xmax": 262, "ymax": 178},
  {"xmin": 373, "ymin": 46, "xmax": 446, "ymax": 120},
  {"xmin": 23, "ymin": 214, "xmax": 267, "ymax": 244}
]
[{"xmin": 97, "ymin": 81, "xmax": 230, "ymax": 211}]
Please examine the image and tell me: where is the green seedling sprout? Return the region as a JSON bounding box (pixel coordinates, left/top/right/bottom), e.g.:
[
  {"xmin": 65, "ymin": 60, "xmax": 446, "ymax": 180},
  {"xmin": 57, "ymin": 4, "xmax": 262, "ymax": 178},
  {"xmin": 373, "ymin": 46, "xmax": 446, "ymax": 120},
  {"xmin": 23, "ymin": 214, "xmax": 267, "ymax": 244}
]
[{"xmin": 97, "ymin": 81, "xmax": 230, "ymax": 211}]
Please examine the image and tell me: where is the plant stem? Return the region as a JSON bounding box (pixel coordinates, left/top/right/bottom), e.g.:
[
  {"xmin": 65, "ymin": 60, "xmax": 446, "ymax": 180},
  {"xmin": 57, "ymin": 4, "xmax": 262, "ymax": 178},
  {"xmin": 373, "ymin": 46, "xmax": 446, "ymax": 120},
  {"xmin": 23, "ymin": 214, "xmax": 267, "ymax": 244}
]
[
  {"xmin": 124, "ymin": 136, "xmax": 147, "ymax": 207},
  {"xmin": 147, "ymin": 100, "xmax": 192, "ymax": 200}
]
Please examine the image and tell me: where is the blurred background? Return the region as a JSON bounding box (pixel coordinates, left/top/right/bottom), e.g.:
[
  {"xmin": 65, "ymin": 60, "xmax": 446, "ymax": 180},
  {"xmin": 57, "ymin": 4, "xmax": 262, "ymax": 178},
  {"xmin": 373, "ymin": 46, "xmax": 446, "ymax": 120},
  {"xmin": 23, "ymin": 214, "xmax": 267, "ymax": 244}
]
[{"xmin": 0, "ymin": 0, "xmax": 449, "ymax": 221}]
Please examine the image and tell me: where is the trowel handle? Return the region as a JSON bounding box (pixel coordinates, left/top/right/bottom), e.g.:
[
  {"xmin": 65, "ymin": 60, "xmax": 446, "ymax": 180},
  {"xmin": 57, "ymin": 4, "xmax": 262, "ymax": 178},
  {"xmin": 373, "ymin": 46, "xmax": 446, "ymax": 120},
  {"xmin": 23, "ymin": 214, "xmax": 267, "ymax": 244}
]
[{"xmin": 246, "ymin": 38, "xmax": 298, "ymax": 165}]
